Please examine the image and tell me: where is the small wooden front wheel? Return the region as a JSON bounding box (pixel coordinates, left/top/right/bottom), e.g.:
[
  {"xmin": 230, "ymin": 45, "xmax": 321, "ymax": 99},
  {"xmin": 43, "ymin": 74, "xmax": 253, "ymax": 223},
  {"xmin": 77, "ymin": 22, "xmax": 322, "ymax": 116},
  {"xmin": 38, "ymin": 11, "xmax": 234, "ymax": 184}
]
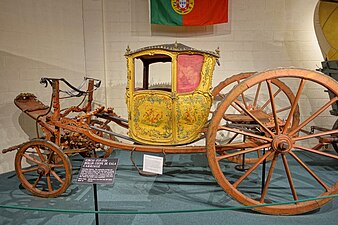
[{"xmin": 15, "ymin": 139, "xmax": 72, "ymax": 198}]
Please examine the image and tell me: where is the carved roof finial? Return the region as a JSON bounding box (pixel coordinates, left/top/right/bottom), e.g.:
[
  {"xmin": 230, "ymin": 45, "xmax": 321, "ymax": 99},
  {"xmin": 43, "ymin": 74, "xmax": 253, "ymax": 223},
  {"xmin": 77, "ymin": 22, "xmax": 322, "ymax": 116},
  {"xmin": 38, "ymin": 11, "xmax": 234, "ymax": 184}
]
[
  {"xmin": 174, "ymin": 41, "xmax": 178, "ymax": 49},
  {"xmin": 126, "ymin": 45, "xmax": 131, "ymax": 54},
  {"xmin": 215, "ymin": 46, "xmax": 220, "ymax": 56}
]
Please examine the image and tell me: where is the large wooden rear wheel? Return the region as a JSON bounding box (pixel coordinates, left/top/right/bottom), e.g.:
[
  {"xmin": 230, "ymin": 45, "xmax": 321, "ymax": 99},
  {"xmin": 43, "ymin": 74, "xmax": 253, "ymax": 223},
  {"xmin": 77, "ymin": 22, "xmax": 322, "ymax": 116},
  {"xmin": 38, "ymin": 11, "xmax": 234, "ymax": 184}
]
[
  {"xmin": 212, "ymin": 72, "xmax": 300, "ymax": 164},
  {"xmin": 15, "ymin": 139, "xmax": 72, "ymax": 198},
  {"xmin": 207, "ymin": 68, "xmax": 338, "ymax": 215}
]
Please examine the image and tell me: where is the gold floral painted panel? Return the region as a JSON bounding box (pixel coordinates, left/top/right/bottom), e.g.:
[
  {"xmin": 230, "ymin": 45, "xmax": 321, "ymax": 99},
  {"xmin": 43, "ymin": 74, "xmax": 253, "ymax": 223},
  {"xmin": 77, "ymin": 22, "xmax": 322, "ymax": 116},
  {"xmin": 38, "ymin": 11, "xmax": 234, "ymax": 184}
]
[
  {"xmin": 176, "ymin": 93, "xmax": 212, "ymax": 143},
  {"xmin": 129, "ymin": 92, "xmax": 173, "ymax": 144}
]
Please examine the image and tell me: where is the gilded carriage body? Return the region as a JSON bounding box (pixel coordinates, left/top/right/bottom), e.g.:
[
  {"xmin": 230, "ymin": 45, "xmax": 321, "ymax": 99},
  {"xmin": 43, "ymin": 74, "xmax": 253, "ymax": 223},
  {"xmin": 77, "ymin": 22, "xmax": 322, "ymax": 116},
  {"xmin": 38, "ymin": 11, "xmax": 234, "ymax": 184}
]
[{"xmin": 125, "ymin": 43, "xmax": 219, "ymax": 145}]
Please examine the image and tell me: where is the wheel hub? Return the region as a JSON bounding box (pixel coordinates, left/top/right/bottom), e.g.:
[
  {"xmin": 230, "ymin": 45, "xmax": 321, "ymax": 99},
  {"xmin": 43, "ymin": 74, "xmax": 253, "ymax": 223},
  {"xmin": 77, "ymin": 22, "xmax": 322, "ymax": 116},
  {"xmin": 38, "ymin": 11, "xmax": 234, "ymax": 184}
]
[
  {"xmin": 272, "ymin": 134, "xmax": 293, "ymax": 153},
  {"xmin": 37, "ymin": 163, "xmax": 51, "ymax": 175}
]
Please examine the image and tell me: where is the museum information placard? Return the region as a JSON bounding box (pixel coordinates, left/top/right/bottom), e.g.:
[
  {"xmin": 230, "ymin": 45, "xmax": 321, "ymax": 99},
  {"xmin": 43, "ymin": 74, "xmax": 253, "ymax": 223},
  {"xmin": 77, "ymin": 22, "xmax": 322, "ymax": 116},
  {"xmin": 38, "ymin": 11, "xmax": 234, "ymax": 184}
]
[{"xmin": 77, "ymin": 158, "xmax": 118, "ymax": 184}]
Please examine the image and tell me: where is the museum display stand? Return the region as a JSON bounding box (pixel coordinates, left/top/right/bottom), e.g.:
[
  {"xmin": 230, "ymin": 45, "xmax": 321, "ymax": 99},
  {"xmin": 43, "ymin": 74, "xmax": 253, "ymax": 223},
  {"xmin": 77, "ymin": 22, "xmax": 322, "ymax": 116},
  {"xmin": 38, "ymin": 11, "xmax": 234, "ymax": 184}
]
[{"xmin": 0, "ymin": 151, "xmax": 337, "ymax": 225}]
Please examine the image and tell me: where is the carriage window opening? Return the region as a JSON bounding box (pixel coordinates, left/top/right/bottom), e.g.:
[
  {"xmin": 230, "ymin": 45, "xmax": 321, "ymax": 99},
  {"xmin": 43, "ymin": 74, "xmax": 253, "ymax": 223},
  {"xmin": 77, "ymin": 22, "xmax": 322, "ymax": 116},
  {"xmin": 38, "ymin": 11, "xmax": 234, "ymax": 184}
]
[
  {"xmin": 177, "ymin": 54, "xmax": 203, "ymax": 93},
  {"xmin": 134, "ymin": 55, "xmax": 172, "ymax": 91},
  {"xmin": 148, "ymin": 62, "xmax": 171, "ymax": 91},
  {"xmin": 134, "ymin": 59, "xmax": 144, "ymax": 90}
]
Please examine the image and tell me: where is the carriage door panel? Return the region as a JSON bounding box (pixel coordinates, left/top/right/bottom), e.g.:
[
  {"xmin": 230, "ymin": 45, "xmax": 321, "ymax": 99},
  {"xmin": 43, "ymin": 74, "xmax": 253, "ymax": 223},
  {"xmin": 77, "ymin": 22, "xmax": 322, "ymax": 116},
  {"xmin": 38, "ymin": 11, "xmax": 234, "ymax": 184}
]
[
  {"xmin": 176, "ymin": 94, "xmax": 211, "ymax": 143},
  {"xmin": 175, "ymin": 54, "xmax": 207, "ymax": 143},
  {"xmin": 130, "ymin": 92, "xmax": 173, "ymax": 144}
]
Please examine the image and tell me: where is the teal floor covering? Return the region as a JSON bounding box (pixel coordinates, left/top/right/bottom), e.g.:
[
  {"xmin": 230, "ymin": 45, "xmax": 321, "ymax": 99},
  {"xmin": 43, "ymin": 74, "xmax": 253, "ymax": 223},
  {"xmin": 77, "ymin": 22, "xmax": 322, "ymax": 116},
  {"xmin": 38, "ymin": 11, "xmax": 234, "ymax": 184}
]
[{"xmin": 0, "ymin": 150, "xmax": 337, "ymax": 225}]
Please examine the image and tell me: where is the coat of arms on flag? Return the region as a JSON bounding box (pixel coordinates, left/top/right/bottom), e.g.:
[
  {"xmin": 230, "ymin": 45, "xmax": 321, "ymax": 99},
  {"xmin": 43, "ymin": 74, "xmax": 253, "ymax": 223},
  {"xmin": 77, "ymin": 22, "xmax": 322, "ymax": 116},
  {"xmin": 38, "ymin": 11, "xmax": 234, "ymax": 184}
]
[{"xmin": 171, "ymin": 0, "xmax": 194, "ymax": 15}]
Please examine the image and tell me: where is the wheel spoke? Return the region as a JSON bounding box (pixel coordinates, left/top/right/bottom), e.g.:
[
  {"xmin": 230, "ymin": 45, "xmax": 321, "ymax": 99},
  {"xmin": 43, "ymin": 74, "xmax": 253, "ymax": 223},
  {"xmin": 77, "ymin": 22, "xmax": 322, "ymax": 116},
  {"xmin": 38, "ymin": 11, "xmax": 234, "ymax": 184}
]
[
  {"xmin": 21, "ymin": 166, "xmax": 38, "ymax": 173},
  {"xmin": 274, "ymin": 105, "xmax": 291, "ymax": 114},
  {"xmin": 34, "ymin": 146, "xmax": 45, "ymax": 162},
  {"xmin": 289, "ymin": 96, "xmax": 338, "ymax": 136},
  {"xmin": 293, "ymin": 144, "xmax": 338, "ymax": 160},
  {"xmin": 283, "ymin": 79, "xmax": 305, "ymax": 134},
  {"xmin": 32, "ymin": 174, "xmax": 42, "ymax": 188},
  {"xmin": 47, "ymin": 151, "xmax": 54, "ymax": 163},
  {"xmin": 51, "ymin": 163, "xmax": 65, "ymax": 169},
  {"xmin": 289, "ymin": 151, "xmax": 330, "ymax": 191},
  {"xmin": 233, "ymin": 150, "xmax": 274, "ymax": 188},
  {"xmin": 217, "ymin": 143, "xmax": 271, "ymax": 161},
  {"xmin": 230, "ymin": 102, "xmax": 242, "ymax": 113},
  {"xmin": 218, "ymin": 125, "xmax": 272, "ymax": 142},
  {"xmin": 266, "ymin": 80, "xmax": 280, "ymax": 134},
  {"xmin": 215, "ymin": 142, "xmax": 258, "ymax": 152},
  {"xmin": 51, "ymin": 170, "xmax": 65, "ymax": 185},
  {"xmin": 234, "ymin": 99, "xmax": 275, "ymax": 137},
  {"xmin": 281, "ymin": 154, "xmax": 298, "ymax": 201},
  {"xmin": 23, "ymin": 154, "xmax": 42, "ymax": 165},
  {"xmin": 253, "ymin": 82, "xmax": 262, "ymax": 109},
  {"xmin": 260, "ymin": 152, "xmax": 279, "ymax": 203},
  {"xmin": 259, "ymin": 87, "xmax": 282, "ymax": 111},
  {"xmin": 238, "ymin": 81, "xmax": 248, "ymax": 109},
  {"xmin": 46, "ymin": 174, "xmax": 53, "ymax": 192},
  {"xmin": 294, "ymin": 129, "xmax": 338, "ymax": 142}
]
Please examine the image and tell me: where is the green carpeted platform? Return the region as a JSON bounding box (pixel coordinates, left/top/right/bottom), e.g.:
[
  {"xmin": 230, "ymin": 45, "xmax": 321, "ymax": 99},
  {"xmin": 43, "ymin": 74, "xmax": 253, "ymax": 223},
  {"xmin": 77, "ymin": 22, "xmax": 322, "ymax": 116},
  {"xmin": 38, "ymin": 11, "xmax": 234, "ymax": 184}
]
[{"xmin": 0, "ymin": 150, "xmax": 337, "ymax": 225}]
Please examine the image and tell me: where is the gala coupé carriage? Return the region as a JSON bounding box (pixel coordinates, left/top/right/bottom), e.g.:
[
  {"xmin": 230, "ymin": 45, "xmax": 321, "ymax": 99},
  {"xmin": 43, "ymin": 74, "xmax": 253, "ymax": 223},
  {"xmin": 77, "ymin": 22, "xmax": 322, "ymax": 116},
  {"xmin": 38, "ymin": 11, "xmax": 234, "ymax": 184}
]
[{"xmin": 3, "ymin": 43, "xmax": 338, "ymax": 215}]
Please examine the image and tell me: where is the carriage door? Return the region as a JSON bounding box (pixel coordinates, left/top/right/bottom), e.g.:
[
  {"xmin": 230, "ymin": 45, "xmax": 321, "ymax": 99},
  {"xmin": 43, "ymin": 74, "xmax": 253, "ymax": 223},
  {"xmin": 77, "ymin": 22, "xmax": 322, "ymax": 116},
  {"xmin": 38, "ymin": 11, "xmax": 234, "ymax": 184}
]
[
  {"xmin": 175, "ymin": 54, "xmax": 209, "ymax": 144},
  {"xmin": 129, "ymin": 55, "xmax": 174, "ymax": 145}
]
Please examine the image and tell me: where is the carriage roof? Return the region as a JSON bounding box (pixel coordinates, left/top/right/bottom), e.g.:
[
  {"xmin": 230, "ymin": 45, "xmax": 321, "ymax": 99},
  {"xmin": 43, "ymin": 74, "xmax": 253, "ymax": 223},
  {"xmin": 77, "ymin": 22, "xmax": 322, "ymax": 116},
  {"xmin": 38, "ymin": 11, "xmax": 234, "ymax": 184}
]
[{"xmin": 125, "ymin": 42, "xmax": 220, "ymax": 59}]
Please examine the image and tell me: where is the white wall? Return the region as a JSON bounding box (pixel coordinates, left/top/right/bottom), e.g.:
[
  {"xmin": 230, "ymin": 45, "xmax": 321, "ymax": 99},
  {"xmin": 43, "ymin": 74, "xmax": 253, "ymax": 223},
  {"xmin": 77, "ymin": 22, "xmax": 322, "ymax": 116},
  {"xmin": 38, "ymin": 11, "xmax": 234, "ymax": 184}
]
[{"xmin": 0, "ymin": 0, "xmax": 325, "ymax": 173}]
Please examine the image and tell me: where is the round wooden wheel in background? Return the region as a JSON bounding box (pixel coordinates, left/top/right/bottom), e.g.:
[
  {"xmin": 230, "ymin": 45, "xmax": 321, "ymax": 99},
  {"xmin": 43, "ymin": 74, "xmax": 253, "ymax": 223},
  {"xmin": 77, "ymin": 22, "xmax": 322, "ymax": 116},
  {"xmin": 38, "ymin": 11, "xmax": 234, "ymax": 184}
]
[
  {"xmin": 15, "ymin": 139, "xmax": 72, "ymax": 198},
  {"xmin": 211, "ymin": 72, "xmax": 300, "ymax": 164},
  {"xmin": 207, "ymin": 68, "xmax": 338, "ymax": 215}
]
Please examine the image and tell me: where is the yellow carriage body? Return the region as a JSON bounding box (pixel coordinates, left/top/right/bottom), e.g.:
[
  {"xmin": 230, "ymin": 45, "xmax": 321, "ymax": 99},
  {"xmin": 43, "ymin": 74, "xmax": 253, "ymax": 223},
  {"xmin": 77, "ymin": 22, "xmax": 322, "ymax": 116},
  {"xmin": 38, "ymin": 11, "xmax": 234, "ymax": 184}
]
[{"xmin": 125, "ymin": 43, "xmax": 219, "ymax": 145}]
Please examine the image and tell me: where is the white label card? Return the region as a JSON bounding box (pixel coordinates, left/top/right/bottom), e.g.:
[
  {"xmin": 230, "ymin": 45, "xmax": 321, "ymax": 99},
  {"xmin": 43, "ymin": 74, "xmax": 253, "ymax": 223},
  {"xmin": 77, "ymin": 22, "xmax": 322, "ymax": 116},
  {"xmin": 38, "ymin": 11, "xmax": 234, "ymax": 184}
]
[{"xmin": 143, "ymin": 154, "xmax": 163, "ymax": 175}]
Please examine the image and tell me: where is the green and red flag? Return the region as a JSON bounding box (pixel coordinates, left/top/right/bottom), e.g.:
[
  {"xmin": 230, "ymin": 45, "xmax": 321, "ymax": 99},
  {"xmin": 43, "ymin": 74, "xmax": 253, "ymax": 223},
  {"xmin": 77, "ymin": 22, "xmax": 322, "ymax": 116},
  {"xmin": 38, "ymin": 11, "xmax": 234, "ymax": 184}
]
[{"xmin": 150, "ymin": 0, "xmax": 228, "ymax": 26}]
